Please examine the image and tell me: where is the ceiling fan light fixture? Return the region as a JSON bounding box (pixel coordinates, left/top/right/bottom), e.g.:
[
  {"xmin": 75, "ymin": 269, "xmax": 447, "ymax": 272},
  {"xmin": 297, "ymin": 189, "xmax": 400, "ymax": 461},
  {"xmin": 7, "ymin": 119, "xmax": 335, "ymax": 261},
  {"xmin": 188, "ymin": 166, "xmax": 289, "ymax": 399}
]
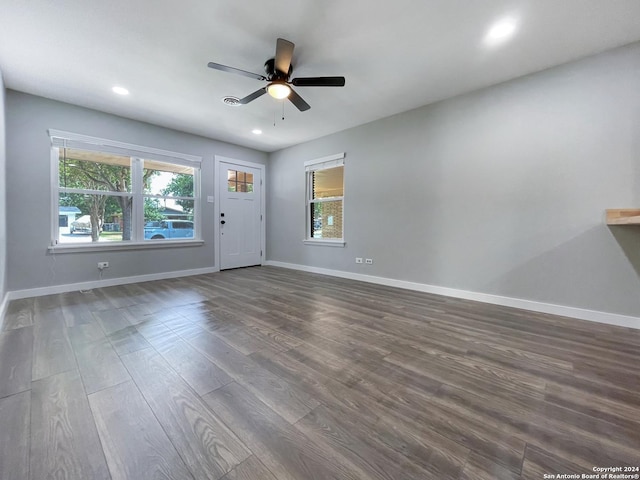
[{"xmin": 267, "ymin": 83, "xmax": 291, "ymax": 99}]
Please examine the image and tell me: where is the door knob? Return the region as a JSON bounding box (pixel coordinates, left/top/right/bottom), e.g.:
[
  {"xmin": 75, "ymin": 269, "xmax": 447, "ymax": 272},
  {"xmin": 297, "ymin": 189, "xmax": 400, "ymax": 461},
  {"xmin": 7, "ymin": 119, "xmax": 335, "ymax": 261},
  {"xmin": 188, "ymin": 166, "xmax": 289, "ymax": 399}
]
[{"xmin": 220, "ymin": 220, "xmax": 226, "ymax": 225}]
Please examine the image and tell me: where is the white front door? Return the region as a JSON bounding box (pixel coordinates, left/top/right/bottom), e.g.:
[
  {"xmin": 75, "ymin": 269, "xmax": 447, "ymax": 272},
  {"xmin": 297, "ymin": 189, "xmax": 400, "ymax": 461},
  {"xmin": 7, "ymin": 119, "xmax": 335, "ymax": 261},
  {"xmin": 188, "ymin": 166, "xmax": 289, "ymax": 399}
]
[{"xmin": 218, "ymin": 161, "xmax": 262, "ymax": 270}]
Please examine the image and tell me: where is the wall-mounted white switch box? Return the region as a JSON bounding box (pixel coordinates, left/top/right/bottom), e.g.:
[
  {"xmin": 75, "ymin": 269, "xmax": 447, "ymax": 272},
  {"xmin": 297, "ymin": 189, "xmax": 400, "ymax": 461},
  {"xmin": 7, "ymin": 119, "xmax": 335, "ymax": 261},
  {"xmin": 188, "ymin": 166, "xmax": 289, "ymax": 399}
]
[
  {"xmin": 355, "ymin": 257, "xmax": 363, "ymax": 264},
  {"xmin": 365, "ymin": 258, "xmax": 373, "ymax": 264}
]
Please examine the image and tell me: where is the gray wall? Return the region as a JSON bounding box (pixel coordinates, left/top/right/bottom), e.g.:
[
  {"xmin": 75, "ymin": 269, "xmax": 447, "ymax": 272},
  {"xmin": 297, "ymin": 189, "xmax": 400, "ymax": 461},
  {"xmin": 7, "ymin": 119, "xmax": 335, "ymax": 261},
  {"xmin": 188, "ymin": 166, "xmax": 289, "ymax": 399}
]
[
  {"xmin": 6, "ymin": 91, "xmax": 267, "ymax": 291},
  {"xmin": 0, "ymin": 70, "xmax": 6, "ymax": 303},
  {"xmin": 268, "ymin": 42, "xmax": 640, "ymax": 317}
]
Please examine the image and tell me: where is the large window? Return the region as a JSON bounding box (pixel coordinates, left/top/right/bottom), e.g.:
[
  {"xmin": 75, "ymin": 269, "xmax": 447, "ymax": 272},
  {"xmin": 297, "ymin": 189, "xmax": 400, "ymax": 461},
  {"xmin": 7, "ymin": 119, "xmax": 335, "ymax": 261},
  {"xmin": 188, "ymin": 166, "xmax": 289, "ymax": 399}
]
[
  {"xmin": 305, "ymin": 153, "xmax": 345, "ymax": 245},
  {"xmin": 51, "ymin": 131, "xmax": 201, "ymax": 247}
]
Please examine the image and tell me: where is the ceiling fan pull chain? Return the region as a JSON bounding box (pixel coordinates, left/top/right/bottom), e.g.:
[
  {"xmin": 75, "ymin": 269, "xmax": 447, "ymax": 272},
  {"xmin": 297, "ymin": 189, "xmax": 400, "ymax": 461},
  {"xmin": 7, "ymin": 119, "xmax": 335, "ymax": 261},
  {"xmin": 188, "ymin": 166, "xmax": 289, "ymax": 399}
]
[{"xmin": 282, "ymin": 101, "xmax": 285, "ymax": 121}]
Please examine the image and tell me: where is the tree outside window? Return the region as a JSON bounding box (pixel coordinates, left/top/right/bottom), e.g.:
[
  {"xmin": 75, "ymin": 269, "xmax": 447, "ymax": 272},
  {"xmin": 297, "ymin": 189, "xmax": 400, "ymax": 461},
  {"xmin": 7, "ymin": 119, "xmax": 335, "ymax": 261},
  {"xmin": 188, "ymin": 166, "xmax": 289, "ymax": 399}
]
[{"xmin": 55, "ymin": 144, "xmax": 199, "ymax": 245}]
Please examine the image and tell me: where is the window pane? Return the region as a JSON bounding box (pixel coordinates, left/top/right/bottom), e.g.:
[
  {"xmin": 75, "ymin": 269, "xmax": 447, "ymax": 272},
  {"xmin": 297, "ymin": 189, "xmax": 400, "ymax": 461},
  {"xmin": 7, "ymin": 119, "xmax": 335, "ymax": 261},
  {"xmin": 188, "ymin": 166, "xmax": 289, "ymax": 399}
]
[
  {"xmin": 311, "ymin": 200, "xmax": 343, "ymax": 239},
  {"xmin": 144, "ymin": 195, "xmax": 194, "ymax": 229},
  {"xmin": 312, "ymin": 166, "xmax": 344, "ymax": 199},
  {"xmin": 227, "ymin": 170, "xmax": 236, "ymax": 181},
  {"xmin": 143, "ymin": 160, "xmax": 194, "ymax": 197},
  {"xmin": 59, "ymin": 148, "xmax": 131, "ymax": 192},
  {"xmin": 228, "ymin": 180, "xmax": 236, "ymax": 192},
  {"xmin": 144, "ymin": 197, "xmax": 165, "ymax": 227},
  {"xmin": 144, "ymin": 218, "xmax": 194, "ymax": 241},
  {"xmin": 143, "ymin": 160, "xmax": 195, "ymax": 220},
  {"xmin": 58, "ymin": 193, "xmax": 129, "ymax": 244}
]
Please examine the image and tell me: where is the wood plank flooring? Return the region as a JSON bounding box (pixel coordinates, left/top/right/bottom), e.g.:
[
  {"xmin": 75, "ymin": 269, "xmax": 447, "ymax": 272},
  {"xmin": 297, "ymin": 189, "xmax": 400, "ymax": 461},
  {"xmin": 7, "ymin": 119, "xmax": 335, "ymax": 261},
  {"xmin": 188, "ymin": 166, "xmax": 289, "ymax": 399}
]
[{"xmin": 1, "ymin": 266, "xmax": 639, "ymax": 479}]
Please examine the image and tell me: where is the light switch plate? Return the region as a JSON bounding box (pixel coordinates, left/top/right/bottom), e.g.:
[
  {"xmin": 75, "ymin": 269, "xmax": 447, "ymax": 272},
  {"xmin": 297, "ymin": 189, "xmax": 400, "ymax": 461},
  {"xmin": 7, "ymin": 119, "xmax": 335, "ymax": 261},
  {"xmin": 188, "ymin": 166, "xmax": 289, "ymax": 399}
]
[{"xmin": 207, "ymin": 196, "xmax": 214, "ymax": 203}]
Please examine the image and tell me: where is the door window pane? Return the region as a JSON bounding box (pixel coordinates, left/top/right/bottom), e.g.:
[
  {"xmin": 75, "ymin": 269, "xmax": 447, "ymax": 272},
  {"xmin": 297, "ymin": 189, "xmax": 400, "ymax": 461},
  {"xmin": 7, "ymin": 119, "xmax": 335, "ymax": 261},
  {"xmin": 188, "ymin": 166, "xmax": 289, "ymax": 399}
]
[{"xmin": 227, "ymin": 169, "xmax": 254, "ymax": 193}]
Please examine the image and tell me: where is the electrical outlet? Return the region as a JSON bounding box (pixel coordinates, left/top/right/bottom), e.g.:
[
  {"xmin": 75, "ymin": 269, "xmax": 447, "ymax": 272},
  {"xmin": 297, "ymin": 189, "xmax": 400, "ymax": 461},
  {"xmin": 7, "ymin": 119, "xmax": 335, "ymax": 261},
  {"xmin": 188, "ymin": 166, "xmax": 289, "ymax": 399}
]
[
  {"xmin": 97, "ymin": 261, "xmax": 109, "ymax": 269},
  {"xmin": 355, "ymin": 257, "xmax": 363, "ymax": 264},
  {"xmin": 365, "ymin": 258, "xmax": 373, "ymax": 265}
]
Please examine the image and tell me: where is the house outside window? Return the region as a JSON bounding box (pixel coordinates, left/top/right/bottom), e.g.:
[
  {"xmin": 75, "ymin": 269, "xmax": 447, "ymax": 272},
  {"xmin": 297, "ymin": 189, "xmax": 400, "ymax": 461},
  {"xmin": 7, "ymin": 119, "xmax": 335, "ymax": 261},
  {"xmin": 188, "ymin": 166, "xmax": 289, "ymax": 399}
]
[
  {"xmin": 50, "ymin": 130, "xmax": 201, "ymax": 248},
  {"xmin": 304, "ymin": 153, "xmax": 345, "ymax": 247}
]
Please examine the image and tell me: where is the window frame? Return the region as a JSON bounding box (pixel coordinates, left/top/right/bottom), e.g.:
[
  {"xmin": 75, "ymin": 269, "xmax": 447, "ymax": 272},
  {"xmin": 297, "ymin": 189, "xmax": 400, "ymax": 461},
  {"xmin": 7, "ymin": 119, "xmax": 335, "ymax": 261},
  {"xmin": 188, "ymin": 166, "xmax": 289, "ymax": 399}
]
[
  {"xmin": 49, "ymin": 130, "xmax": 202, "ymax": 252},
  {"xmin": 303, "ymin": 152, "xmax": 346, "ymax": 247}
]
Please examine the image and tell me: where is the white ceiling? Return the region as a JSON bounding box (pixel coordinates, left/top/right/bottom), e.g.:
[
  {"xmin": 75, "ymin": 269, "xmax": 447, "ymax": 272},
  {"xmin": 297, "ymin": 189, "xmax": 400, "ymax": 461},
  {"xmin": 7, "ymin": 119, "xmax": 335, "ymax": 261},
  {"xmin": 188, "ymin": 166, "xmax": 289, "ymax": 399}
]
[{"xmin": 1, "ymin": 1, "xmax": 640, "ymax": 153}]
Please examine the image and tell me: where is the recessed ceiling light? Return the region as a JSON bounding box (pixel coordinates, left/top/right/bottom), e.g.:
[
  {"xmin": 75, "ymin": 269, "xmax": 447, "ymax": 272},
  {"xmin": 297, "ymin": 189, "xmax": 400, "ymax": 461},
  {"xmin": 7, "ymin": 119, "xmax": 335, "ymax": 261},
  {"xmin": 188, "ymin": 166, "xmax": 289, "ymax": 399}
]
[
  {"xmin": 252, "ymin": 129, "xmax": 263, "ymax": 135},
  {"xmin": 485, "ymin": 18, "xmax": 518, "ymax": 45},
  {"xmin": 112, "ymin": 86, "xmax": 129, "ymax": 95}
]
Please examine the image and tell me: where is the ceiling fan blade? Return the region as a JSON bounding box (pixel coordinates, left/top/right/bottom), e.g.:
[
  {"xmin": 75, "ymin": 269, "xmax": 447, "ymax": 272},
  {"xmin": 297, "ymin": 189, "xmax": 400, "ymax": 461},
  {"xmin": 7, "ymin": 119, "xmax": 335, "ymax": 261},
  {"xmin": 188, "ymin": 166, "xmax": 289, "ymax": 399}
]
[
  {"xmin": 207, "ymin": 62, "xmax": 266, "ymax": 81},
  {"xmin": 239, "ymin": 88, "xmax": 267, "ymax": 104},
  {"xmin": 288, "ymin": 88, "xmax": 310, "ymax": 112},
  {"xmin": 292, "ymin": 76, "xmax": 346, "ymax": 87},
  {"xmin": 274, "ymin": 38, "xmax": 294, "ymax": 74}
]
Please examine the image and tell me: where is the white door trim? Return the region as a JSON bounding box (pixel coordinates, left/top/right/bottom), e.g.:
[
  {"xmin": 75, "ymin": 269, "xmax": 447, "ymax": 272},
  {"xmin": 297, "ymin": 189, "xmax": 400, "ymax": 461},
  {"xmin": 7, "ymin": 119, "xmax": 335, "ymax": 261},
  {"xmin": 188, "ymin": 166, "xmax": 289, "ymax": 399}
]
[{"xmin": 214, "ymin": 156, "xmax": 266, "ymax": 270}]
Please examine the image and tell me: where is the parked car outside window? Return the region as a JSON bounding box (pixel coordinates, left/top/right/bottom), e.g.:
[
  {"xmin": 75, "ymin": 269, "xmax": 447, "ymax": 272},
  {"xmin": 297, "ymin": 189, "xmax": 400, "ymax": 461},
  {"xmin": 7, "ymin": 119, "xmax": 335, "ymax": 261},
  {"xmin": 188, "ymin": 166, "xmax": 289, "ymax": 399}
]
[
  {"xmin": 70, "ymin": 215, "xmax": 93, "ymax": 234},
  {"xmin": 144, "ymin": 220, "xmax": 194, "ymax": 240}
]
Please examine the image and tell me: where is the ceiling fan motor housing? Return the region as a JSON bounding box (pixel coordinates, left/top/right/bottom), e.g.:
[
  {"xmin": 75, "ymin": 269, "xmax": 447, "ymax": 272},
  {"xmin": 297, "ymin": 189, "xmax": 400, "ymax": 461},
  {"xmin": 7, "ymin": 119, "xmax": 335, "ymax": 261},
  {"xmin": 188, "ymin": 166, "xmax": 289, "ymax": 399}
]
[{"xmin": 264, "ymin": 58, "xmax": 292, "ymax": 80}]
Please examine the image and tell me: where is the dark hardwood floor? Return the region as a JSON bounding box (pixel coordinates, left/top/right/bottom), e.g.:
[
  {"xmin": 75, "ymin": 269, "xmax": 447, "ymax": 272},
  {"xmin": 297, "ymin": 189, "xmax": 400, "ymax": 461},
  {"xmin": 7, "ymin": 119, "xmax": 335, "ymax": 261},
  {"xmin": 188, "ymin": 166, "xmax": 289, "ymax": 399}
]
[{"xmin": 1, "ymin": 266, "xmax": 639, "ymax": 479}]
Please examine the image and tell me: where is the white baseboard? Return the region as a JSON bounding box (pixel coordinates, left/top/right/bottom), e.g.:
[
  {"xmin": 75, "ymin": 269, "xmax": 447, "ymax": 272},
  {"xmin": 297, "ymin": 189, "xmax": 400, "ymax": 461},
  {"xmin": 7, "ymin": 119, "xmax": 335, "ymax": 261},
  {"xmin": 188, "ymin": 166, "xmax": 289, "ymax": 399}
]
[
  {"xmin": 6, "ymin": 266, "xmax": 219, "ymax": 301},
  {"xmin": 6, "ymin": 260, "xmax": 639, "ymax": 331},
  {"xmin": 265, "ymin": 260, "xmax": 640, "ymax": 330}
]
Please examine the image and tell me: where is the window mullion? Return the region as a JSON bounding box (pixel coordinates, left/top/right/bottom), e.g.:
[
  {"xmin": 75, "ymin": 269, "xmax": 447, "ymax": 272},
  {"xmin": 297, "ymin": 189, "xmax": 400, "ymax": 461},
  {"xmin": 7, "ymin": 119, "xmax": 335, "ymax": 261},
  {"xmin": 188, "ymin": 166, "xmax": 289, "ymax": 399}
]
[
  {"xmin": 306, "ymin": 171, "xmax": 313, "ymax": 237},
  {"xmin": 310, "ymin": 196, "xmax": 343, "ymax": 203},
  {"xmin": 143, "ymin": 193, "xmax": 196, "ymax": 201},
  {"xmin": 51, "ymin": 147, "xmax": 60, "ymax": 245},
  {"xmin": 132, "ymin": 157, "xmax": 144, "ymax": 242},
  {"xmin": 59, "ymin": 187, "xmax": 131, "ymax": 196},
  {"xmin": 193, "ymin": 168, "xmax": 201, "ymax": 239}
]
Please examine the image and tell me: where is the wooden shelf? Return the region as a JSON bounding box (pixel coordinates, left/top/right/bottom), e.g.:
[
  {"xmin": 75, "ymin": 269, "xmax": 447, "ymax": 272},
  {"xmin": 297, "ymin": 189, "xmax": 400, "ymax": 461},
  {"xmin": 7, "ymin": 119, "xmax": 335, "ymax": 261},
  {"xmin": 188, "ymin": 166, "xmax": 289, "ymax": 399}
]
[{"xmin": 606, "ymin": 209, "xmax": 640, "ymax": 225}]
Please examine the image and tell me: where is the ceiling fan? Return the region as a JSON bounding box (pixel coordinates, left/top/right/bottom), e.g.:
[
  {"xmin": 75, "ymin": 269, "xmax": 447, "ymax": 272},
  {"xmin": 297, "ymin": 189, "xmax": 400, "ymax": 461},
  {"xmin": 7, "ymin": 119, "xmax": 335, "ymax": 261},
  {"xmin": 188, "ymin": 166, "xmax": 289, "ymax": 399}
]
[{"xmin": 207, "ymin": 38, "xmax": 345, "ymax": 112}]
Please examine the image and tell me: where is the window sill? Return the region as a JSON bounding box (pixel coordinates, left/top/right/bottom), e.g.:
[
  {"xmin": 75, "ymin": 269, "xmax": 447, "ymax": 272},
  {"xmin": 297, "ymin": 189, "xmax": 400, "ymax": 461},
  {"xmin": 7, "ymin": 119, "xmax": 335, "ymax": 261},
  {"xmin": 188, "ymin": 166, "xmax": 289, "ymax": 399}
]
[
  {"xmin": 303, "ymin": 239, "xmax": 346, "ymax": 247},
  {"xmin": 48, "ymin": 239, "xmax": 204, "ymax": 254}
]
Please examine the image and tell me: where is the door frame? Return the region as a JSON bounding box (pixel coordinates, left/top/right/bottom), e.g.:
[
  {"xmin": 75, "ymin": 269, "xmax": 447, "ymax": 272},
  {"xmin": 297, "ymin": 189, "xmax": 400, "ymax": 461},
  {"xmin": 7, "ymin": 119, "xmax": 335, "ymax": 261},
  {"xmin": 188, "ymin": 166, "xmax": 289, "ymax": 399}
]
[{"xmin": 214, "ymin": 155, "xmax": 266, "ymax": 271}]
